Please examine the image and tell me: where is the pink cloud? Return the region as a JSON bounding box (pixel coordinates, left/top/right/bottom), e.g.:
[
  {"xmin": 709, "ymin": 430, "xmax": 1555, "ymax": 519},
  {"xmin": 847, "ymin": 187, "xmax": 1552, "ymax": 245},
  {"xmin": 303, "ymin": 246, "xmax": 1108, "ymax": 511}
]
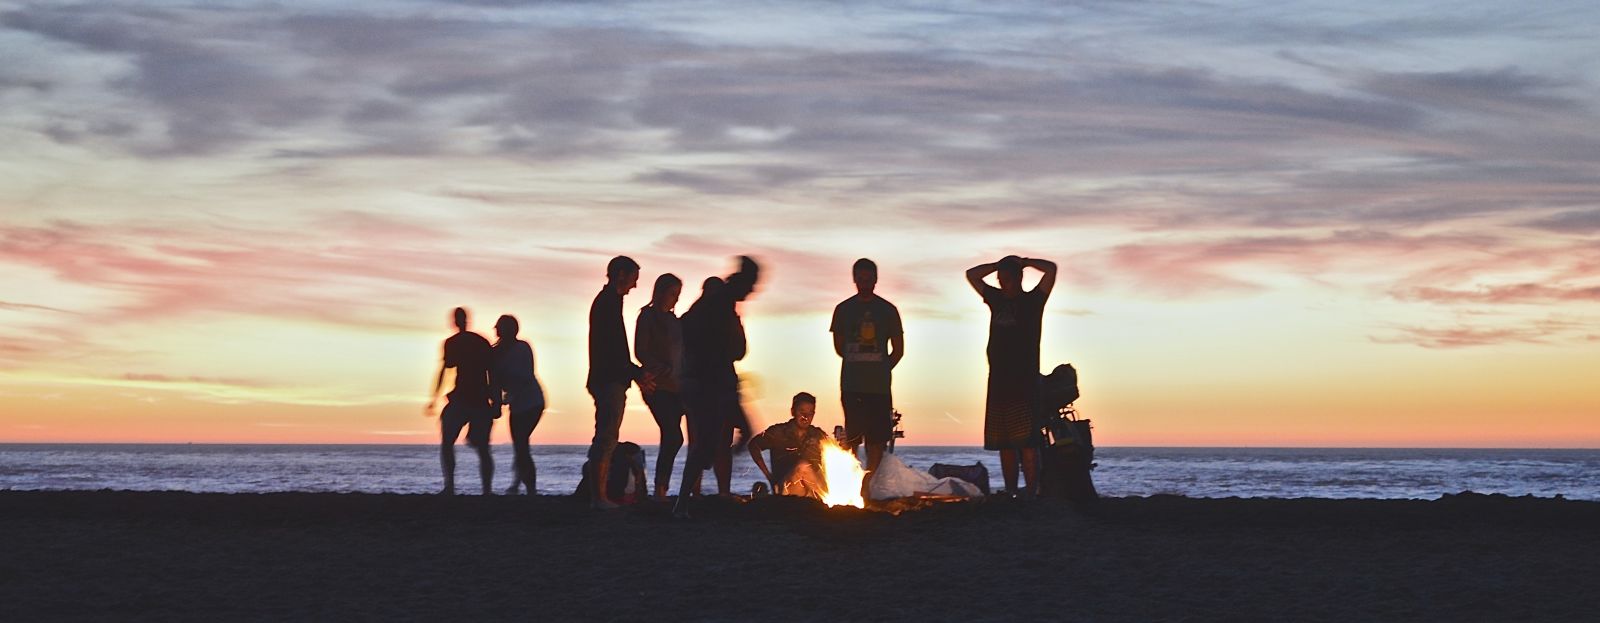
[
  {"xmin": 0, "ymin": 217, "xmax": 600, "ymax": 332},
  {"xmin": 1371, "ymin": 317, "xmax": 1586, "ymax": 348},
  {"xmin": 0, "ymin": 300, "xmax": 72, "ymax": 313},
  {"xmin": 1394, "ymin": 284, "xmax": 1600, "ymax": 304},
  {"xmin": 1059, "ymin": 229, "xmax": 1596, "ymax": 359},
  {"xmin": 1095, "ymin": 230, "xmax": 1495, "ymax": 299},
  {"xmin": 122, "ymin": 373, "xmax": 269, "ymax": 388}
]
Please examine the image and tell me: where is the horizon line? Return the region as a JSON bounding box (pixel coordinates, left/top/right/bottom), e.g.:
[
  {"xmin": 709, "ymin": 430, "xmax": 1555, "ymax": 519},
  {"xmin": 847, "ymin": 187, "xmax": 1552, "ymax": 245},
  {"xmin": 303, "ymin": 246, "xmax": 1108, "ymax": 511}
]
[{"xmin": 2, "ymin": 442, "xmax": 1596, "ymax": 451}]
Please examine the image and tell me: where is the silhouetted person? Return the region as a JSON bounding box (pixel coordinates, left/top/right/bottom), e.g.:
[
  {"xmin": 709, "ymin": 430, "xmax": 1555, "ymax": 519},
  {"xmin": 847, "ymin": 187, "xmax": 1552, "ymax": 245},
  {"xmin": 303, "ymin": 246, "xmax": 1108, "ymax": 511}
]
[
  {"xmin": 748, "ymin": 392, "xmax": 827, "ymax": 499},
  {"xmin": 675, "ymin": 256, "xmax": 760, "ymax": 518},
  {"xmin": 683, "ymin": 276, "xmax": 741, "ymax": 498},
  {"xmin": 491, "ymin": 314, "xmax": 545, "ymax": 495},
  {"xmin": 426, "ymin": 307, "xmax": 495, "ymax": 496},
  {"xmin": 830, "ymin": 258, "xmax": 903, "ymax": 483},
  {"xmin": 587, "ymin": 256, "xmax": 655, "ymax": 509},
  {"xmin": 966, "ymin": 255, "xmax": 1057, "ymax": 497},
  {"xmin": 636, "ymin": 273, "xmax": 686, "ymax": 502}
]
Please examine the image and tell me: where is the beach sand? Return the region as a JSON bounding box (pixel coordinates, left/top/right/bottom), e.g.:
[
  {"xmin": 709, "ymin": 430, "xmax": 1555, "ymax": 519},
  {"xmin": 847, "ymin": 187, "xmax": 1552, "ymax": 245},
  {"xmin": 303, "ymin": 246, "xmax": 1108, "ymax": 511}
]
[{"xmin": 2, "ymin": 491, "xmax": 1596, "ymax": 621}]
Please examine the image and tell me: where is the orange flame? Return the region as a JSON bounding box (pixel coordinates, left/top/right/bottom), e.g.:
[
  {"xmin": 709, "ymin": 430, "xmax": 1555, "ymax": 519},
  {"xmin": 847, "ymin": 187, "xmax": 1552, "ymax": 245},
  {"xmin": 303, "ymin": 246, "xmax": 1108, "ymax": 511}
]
[{"xmin": 818, "ymin": 439, "xmax": 867, "ymax": 508}]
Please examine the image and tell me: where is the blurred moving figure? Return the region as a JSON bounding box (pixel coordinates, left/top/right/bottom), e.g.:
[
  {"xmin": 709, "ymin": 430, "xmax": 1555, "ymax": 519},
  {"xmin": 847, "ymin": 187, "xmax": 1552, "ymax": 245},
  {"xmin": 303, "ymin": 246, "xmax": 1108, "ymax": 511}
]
[
  {"xmin": 426, "ymin": 307, "xmax": 495, "ymax": 496},
  {"xmin": 675, "ymin": 256, "xmax": 760, "ymax": 518}
]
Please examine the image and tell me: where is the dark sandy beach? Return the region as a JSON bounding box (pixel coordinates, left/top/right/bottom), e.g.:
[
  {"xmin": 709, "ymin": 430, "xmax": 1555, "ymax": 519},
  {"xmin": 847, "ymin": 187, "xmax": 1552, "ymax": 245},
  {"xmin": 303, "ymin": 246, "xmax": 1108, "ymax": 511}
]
[{"xmin": 2, "ymin": 491, "xmax": 1596, "ymax": 622}]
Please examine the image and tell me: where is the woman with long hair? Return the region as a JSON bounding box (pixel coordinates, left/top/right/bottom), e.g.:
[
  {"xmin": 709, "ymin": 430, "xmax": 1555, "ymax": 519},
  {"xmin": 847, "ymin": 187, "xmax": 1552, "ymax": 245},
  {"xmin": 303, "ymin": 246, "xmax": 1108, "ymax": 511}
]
[{"xmin": 636, "ymin": 273, "xmax": 687, "ymax": 501}]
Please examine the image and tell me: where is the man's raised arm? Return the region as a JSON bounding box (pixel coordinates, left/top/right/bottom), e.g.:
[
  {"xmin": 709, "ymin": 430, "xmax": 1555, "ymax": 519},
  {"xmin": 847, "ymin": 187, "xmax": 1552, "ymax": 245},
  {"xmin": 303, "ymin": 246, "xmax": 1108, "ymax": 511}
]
[
  {"xmin": 966, "ymin": 261, "xmax": 998, "ymax": 295},
  {"xmin": 1025, "ymin": 257, "xmax": 1058, "ymax": 298}
]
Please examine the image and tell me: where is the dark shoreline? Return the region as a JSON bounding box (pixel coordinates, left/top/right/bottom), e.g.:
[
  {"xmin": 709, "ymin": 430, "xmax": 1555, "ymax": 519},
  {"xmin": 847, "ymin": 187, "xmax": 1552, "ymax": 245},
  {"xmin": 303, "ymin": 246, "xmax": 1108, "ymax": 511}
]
[{"xmin": 3, "ymin": 491, "xmax": 1597, "ymax": 621}]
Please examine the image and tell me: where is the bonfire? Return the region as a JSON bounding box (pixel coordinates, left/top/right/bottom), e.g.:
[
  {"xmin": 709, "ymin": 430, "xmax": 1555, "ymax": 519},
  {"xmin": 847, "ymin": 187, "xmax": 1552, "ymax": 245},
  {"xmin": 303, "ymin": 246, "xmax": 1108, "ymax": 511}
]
[{"xmin": 817, "ymin": 439, "xmax": 867, "ymax": 508}]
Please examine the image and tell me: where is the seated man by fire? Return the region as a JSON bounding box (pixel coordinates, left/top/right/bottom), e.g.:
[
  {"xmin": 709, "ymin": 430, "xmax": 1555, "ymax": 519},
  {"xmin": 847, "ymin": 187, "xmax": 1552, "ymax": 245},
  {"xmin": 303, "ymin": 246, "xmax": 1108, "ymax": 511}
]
[{"xmin": 747, "ymin": 392, "xmax": 828, "ymax": 499}]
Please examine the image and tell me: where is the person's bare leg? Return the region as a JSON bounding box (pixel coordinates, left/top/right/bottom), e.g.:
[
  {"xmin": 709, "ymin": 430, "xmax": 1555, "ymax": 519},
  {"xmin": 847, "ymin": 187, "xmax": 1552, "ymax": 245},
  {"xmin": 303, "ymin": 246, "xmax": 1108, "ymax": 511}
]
[
  {"xmin": 713, "ymin": 447, "xmax": 732, "ymax": 496},
  {"xmin": 508, "ymin": 426, "xmax": 531, "ymax": 495},
  {"xmin": 505, "ymin": 453, "xmax": 522, "ymax": 495},
  {"xmin": 439, "ymin": 416, "xmax": 465, "ymax": 496},
  {"xmin": 439, "ymin": 440, "xmax": 456, "ymax": 496},
  {"xmin": 673, "ymin": 454, "xmax": 703, "ymax": 518},
  {"xmin": 589, "ymin": 386, "xmax": 624, "ymax": 509},
  {"xmin": 526, "ymin": 455, "xmax": 537, "ymax": 494},
  {"xmin": 593, "ymin": 446, "xmax": 619, "ymax": 509},
  {"xmin": 865, "ymin": 441, "xmax": 886, "ymax": 475},
  {"xmin": 999, "ymin": 449, "xmax": 1020, "ymax": 495},
  {"xmin": 474, "ymin": 441, "xmax": 494, "ymax": 496},
  {"xmin": 1020, "ymin": 447, "xmax": 1039, "ymax": 498},
  {"xmin": 655, "ymin": 423, "xmax": 683, "ymax": 502},
  {"xmin": 862, "ymin": 441, "xmax": 886, "ymax": 498}
]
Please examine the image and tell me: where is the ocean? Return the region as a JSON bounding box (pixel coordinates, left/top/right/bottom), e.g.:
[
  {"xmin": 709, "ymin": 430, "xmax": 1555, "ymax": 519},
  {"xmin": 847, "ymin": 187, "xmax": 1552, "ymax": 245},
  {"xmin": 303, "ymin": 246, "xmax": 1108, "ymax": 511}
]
[{"xmin": 2, "ymin": 444, "xmax": 1596, "ymax": 500}]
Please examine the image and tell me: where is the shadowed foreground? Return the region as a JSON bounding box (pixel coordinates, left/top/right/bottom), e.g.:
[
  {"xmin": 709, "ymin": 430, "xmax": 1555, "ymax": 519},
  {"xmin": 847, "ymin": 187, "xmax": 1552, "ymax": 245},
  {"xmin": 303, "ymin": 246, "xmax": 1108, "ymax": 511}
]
[{"xmin": 2, "ymin": 491, "xmax": 1597, "ymax": 621}]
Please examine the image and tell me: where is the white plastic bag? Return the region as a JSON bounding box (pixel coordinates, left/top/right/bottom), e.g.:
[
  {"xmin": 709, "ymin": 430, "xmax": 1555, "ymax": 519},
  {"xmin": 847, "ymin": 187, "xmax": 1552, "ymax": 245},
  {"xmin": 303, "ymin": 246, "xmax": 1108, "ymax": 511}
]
[{"xmin": 867, "ymin": 454, "xmax": 983, "ymax": 500}]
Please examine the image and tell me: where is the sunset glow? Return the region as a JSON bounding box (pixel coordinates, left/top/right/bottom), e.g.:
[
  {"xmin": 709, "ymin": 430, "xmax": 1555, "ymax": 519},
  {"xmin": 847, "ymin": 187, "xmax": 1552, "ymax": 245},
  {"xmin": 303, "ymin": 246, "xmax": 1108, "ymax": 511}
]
[{"xmin": 2, "ymin": 1, "xmax": 1597, "ymax": 447}]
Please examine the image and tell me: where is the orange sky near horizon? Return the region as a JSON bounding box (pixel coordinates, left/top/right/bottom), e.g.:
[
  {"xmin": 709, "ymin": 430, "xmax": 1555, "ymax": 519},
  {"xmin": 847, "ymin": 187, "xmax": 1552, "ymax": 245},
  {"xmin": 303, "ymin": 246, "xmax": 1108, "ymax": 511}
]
[{"xmin": 4, "ymin": 269, "xmax": 1598, "ymax": 447}]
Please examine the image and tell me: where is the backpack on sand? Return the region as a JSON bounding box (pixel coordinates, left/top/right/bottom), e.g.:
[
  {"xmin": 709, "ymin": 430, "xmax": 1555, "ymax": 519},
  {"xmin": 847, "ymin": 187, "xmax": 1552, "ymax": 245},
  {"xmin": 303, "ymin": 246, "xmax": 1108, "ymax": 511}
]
[{"xmin": 1038, "ymin": 364, "xmax": 1097, "ymax": 503}]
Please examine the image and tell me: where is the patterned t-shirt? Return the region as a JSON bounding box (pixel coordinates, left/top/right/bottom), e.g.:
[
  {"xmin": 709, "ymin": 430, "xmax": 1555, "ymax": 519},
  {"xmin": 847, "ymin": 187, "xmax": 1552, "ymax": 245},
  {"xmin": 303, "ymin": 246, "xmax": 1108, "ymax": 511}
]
[{"xmin": 829, "ymin": 295, "xmax": 903, "ymax": 394}]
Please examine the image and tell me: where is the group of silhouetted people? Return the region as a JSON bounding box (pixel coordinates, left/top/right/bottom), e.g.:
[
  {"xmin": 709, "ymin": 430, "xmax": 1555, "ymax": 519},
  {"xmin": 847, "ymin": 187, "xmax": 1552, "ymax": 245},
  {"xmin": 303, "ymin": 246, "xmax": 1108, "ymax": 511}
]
[
  {"xmin": 425, "ymin": 308, "xmax": 546, "ymax": 496},
  {"xmin": 425, "ymin": 253, "xmax": 1057, "ymax": 514}
]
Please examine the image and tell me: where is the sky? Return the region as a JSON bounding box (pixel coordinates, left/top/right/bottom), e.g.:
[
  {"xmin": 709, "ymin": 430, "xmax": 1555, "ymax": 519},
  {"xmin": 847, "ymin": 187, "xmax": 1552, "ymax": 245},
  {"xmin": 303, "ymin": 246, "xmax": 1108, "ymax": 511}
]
[{"xmin": 1, "ymin": 0, "xmax": 1597, "ymax": 447}]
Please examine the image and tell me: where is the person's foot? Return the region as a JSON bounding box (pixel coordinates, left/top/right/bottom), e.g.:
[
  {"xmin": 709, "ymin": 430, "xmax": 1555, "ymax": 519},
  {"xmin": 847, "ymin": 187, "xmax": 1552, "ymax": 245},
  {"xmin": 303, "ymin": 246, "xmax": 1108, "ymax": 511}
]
[
  {"xmin": 671, "ymin": 498, "xmax": 692, "ymax": 519},
  {"xmin": 438, "ymin": 486, "xmax": 455, "ymax": 496},
  {"xmin": 592, "ymin": 497, "xmax": 621, "ymax": 510},
  {"xmin": 505, "ymin": 483, "xmax": 520, "ymax": 495}
]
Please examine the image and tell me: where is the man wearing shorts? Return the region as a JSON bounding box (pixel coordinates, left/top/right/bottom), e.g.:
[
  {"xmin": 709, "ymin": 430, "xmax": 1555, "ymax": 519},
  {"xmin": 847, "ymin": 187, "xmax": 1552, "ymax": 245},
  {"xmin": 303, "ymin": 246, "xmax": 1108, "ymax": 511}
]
[
  {"xmin": 829, "ymin": 258, "xmax": 903, "ymax": 480},
  {"xmin": 587, "ymin": 256, "xmax": 654, "ymax": 509},
  {"xmin": 427, "ymin": 307, "xmax": 495, "ymax": 496}
]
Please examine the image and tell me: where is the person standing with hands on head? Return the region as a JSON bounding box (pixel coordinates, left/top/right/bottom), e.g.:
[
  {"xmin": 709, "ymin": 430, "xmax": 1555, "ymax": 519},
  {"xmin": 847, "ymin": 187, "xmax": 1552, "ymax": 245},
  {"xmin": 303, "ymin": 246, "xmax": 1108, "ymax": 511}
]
[
  {"xmin": 426, "ymin": 307, "xmax": 495, "ymax": 496},
  {"xmin": 830, "ymin": 258, "xmax": 904, "ymax": 482},
  {"xmin": 587, "ymin": 256, "xmax": 655, "ymax": 509},
  {"xmin": 635, "ymin": 273, "xmax": 687, "ymax": 502},
  {"xmin": 966, "ymin": 255, "xmax": 1057, "ymax": 498}
]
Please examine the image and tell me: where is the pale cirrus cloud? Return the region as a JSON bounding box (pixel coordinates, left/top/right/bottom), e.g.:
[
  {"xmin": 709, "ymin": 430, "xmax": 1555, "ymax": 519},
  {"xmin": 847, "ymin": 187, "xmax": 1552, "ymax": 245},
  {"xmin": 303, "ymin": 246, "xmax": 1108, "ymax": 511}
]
[
  {"xmin": 1371, "ymin": 317, "xmax": 1589, "ymax": 349},
  {"xmin": 0, "ymin": 215, "xmax": 596, "ymax": 330},
  {"xmin": 1394, "ymin": 284, "xmax": 1600, "ymax": 305},
  {"xmin": 1093, "ymin": 230, "xmax": 1502, "ymax": 299}
]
